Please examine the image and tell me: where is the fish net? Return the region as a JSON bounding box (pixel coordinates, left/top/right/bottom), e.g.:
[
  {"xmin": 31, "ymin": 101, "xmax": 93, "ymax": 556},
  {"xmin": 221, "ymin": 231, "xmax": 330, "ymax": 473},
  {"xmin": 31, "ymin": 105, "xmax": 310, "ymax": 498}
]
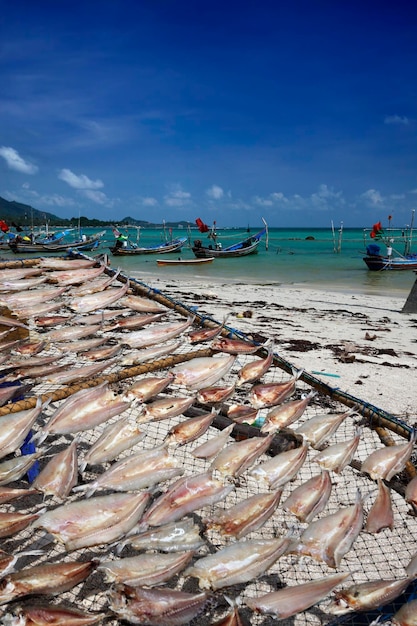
[{"xmin": 0, "ymin": 257, "xmax": 416, "ymax": 625}]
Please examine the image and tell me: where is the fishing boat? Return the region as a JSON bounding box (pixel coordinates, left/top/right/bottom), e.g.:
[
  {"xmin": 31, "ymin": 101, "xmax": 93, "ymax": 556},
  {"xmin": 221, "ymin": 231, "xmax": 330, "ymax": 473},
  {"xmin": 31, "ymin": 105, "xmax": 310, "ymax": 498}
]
[
  {"xmin": 8, "ymin": 230, "xmax": 104, "ymax": 254},
  {"xmin": 191, "ymin": 218, "xmax": 268, "ymax": 259},
  {"xmin": 110, "ymin": 236, "xmax": 187, "ymax": 256},
  {"xmin": 363, "ymin": 210, "xmax": 417, "ymax": 271},
  {"xmin": 109, "ymin": 223, "xmax": 187, "ymax": 256},
  {"xmin": 156, "ymin": 257, "xmax": 214, "ymax": 266}
]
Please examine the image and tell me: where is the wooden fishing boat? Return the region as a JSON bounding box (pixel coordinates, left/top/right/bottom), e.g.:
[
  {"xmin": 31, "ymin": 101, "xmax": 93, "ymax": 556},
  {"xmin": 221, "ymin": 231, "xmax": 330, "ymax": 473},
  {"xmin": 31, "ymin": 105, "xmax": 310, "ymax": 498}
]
[
  {"xmin": 192, "ymin": 225, "xmax": 267, "ymax": 259},
  {"xmin": 156, "ymin": 257, "xmax": 214, "ymax": 266},
  {"xmin": 363, "ymin": 211, "xmax": 417, "ymax": 271},
  {"xmin": 110, "ymin": 237, "xmax": 187, "ymax": 256},
  {"xmin": 8, "ymin": 231, "xmax": 104, "ymax": 254}
]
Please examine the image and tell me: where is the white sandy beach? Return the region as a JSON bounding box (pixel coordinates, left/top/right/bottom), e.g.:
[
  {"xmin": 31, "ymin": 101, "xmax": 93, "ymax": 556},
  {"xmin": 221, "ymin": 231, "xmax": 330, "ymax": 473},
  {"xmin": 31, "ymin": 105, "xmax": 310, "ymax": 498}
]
[{"xmin": 141, "ymin": 275, "xmax": 417, "ymax": 421}]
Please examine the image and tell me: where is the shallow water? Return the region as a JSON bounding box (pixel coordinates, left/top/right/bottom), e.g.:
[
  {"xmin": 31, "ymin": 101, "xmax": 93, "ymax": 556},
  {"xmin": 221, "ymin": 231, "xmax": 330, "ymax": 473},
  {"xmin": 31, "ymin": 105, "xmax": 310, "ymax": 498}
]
[{"xmin": 3, "ymin": 226, "xmax": 416, "ymax": 297}]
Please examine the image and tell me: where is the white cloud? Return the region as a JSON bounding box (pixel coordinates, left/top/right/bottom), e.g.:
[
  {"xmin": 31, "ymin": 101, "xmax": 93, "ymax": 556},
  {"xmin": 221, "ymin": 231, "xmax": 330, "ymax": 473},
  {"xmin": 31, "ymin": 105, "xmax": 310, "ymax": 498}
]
[
  {"xmin": 164, "ymin": 186, "xmax": 191, "ymax": 207},
  {"xmin": 206, "ymin": 184, "xmax": 224, "ymax": 200},
  {"xmin": 142, "ymin": 197, "xmax": 158, "ymax": 206},
  {"xmin": 0, "ymin": 146, "xmax": 38, "ymax": 174},
  {"xmin": 83, "ymin": 189, "xmax": 107, "ymax": 204},
  {"xmin": 270, "ymin": 192, "xmax": 288, "ymax": 203},
  {"xmin": 58, "ymin": 168, "xmax": 104, "ymax": 190},
  {"xmin": 384, "ymin": 115, "xmax": 409, "ymax": 125},
  {"xmin": 361, "ymin": 189, "xmax": 384, "ymax": 205},
  {"xmin": 253, "ymin": 195, "xmax": 273, "ymax": 207}
]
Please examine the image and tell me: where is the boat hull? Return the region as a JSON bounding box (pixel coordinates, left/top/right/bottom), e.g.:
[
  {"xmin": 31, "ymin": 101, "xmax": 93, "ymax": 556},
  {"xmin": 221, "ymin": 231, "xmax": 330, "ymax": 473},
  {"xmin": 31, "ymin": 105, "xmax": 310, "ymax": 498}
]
[
  {"xmin": 8, "ymin": 237, "xmax": 101, "ymax": 254},
  {"xmin": 363, "ymin": 255, "xmax": 417, "ymax": 271},
  {"xmin": 109, "ymin": 238, "xmax": 186, "ymax": 256},
  {"xmin": 156, "ymin": 257, "xmax": 214, "ymax": 266}
]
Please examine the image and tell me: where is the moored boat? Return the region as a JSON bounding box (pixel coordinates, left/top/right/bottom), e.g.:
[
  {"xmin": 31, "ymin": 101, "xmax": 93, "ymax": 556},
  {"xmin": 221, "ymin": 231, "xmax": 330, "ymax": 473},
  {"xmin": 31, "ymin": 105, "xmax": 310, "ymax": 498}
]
[
  {"xmin": 363, "ymin": 211, "xmax": 417, "ymax": 271},
  {"xmin": 8, "ymin": 231, "xmax": 104, "ymax": 254},
  {"xmin": 110, "ymin": 236, "xmax": 187, "ymax": 256},
  {"xmin": 156, "ymin": 257, "xmax": 214, "ymax": 266},
  {"xmin": 192, "ymin": 219, "xmax": 268, "ymax": 259}
]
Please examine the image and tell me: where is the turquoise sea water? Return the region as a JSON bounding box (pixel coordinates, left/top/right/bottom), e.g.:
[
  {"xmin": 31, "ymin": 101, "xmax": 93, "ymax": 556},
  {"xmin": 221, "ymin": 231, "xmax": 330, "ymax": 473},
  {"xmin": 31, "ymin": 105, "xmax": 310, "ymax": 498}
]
[{"xmin": 4, "ymin": 226, "xmax": 416, "ymax": 298}]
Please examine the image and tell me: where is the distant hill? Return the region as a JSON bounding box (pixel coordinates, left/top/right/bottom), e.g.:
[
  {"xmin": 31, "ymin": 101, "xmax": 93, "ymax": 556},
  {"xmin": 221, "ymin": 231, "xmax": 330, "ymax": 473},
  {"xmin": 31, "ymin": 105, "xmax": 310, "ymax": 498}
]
[{"xmin": 0, "ymin": 197, "xmax": 193, "ymax": 229}]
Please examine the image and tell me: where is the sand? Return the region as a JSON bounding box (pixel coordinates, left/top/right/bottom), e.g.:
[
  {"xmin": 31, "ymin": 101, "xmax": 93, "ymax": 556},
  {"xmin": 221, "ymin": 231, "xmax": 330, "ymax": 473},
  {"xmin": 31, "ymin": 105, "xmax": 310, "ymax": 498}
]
[{"xmin": 138, "ymin": 275, "xmax": 417, "ymax": 421}]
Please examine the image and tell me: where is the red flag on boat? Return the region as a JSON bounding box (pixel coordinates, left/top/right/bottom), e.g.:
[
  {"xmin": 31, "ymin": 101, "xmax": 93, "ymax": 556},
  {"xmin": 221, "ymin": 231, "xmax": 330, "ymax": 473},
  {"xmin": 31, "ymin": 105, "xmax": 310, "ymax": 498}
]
[
  {"xmin": 0, "ymin": 220, "xmax": 9, "ymax": 233},
  {"xmin": 370, "ymin": 221, "xmax": 384, "ymax": 239},
  {"xmin": 196, "ymin": 217, "xmax": 209, "ymax": 233}
]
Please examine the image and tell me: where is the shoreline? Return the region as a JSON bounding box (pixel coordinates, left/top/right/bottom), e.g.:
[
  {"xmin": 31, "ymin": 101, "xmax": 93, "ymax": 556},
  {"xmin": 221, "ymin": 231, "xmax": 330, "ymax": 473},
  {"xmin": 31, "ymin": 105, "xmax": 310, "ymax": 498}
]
[{"xmin": 132, "ymin": 274, "xmax": 416, "ymax": 420}]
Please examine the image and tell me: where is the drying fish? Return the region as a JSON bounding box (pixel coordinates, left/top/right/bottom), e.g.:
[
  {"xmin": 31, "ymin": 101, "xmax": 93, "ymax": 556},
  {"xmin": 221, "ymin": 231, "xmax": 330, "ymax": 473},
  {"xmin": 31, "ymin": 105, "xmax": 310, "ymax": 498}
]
[
  {"xmin": 0, "ymin": 338, "xmax": 23, "ymax": 352},
  {"xmin": 76, "ymin": 447, "xmax": 183, "ymax": 496},
  {"xmin": 38, "ymin": 257, "xmax": 98, "ymax": 269},
  {"xmin": 123, "ymin": 317, "xmax": 194, "ymax": 349},
  {"xmin": 210, "ymin": 433, "xmax": 274, "ymax": 477},
  {"xmin": 365, "ymin": 478, "xmax": 394, "ymax": 533},
  {"xmin": 327, "ymin": 576, "xmax": 414, "ymax": 614},
  {"xmin": 0, "ymin": 275, "xmax": 48, "ymax": 291},
  {"xmin": 120, "ymin": 340, "xmax": 182, "ymax": 365},
  {"xmin": 121, "ymin": 293, "xmax": 167, "ymax": 312},
  {"xmin": 46, "ymin": 264, "xmax": 106, "ymax": 285},
  {"xmin": 69, "ymin": 280, "xmax": 129, "ymax": 313},
  {"xmin": 55, "ymin": 336, "xmax": 107, "ymax": 353},
  {"xmin": 212, "ymin": 336, "xmax": 260, "ymax": 355},
  {"xmin": 246, "ymin": 572, "xmax": 351, "ymax": 620},
  {"xmin": 32, "ymin": 491, "xmax": 150, "ymax": 551},
  {"xmin": 296, "ymin": 407, "xmax": 357, "ymax": 448},
  {"xmin": 125, "ymin": 374, "xmax": 174, "ymax": 402},
  {"xmin": 0, "ymin": 315, "xmax": 28, "ymax": 329},
  {"xmin": 70, "ymin": 270, "xmax": 122, "ymax": 297},
  {"xmin": 290, "ymin": 490, "xmax": 364, "ymax": 568},
  {"xmin": 0, "ymin": 397, "xmax": 47, "ymax": 459},
  {"xmin": 0, "ymin": 383, "xmax": 29, "ymax": 407},
  {"xmin": 188, "ymin": 317, "xmax": 226, "ymax": 344},
  {"xmin": 192, "ymin": 423, "xmax": 234, "ymax": 460},
  {"xmin": 361, "ymin": 430, "xmax": 417, "ymax": 481},
  {"xmin": 171, "ymin": 354, "xmax": 235, "ymax": 390},
  {"xmin": 196, "ymin": 382, "xmax": 236, "ymax": 405},
  {"xmin": 5, "ymin": 604, "xmax": 105, "ymax": 625},
  {"xmin": 139, "ymin": 395, "xmax": 195, "ymax": 424},
  {"xmin": 13, "ymin": 339, "xmax": 47, "ymax": 355},
  {"xmin": 0, "ymin": 267, "xmax": 43, "ymax": 280},
  {"xmin": 260, "ymin": 390, "xmax": 316, "ymax": 434},
  {"xmin": 8, "ymin": 353, "xmax": 64, "ymax": 369},
  {"xmin": 185, "ymin": 535, "xmax": 291, "ymax": 590},
  {"xmin": 0, "ymin": 452, "xmax": 42, "ymax": 486},
  {"xmin": 1, "ymin": 285, "xmax": 68, "ymax": 307},
  {"xmin": 73, "ymin": 307, "xmax": 131, "ymax": 325},
  {"xmin": 283, "ymin": 470, "xmax": 332, "ymax": 523},
  {"xmin": 9, "ymin": 362, "xmax": 68, "ymax": 382},
  {"xmin": 227, "ymin": 403, "xmax": 258, "ymax": 424},
  {"xmin": 249, "ymin": 442, "xmax": 309, "ymax": 489},
  {"xmin": 392, "ymin": 599, "xmax": 417, "ymax": 626},
  {"xmin": 109, "ymin": 585, "xmax": 208, "ymax": 626},
  {"xmin": 0, "ymin": 560, "xmax": 95, "ymax": 606},
  {"xmin": 142, "ymin": 471, "xmax": 234, "ymax": 527},
  {"xmin": 81, "ymin": 416, "xmax": 145, "ymax": 469},
  {"xmin": 248, "ymin": 369, "xmax": 304, "ymax": 408},
  {"xmin": 0, "ymin": 548, "xmax": 44, "ymax": 578},
  {"xmin": 313, "ymin": 428, "xmax": 362, "ymax": 474},
  {"xmin": 0, "ymin": 511, "xmax": 40, "ymax": 538},
  {"xmin": 98, "ymin": 551, "xmax": 194, "ymax": 587},
  {"xmin": 38, "ymin": 382, "xmax": 131, "ymax": 439},
  {"xmin": 235, "ymin": 343, "xmax": 274, "ymax": 385},
  {"xmin": 207, "ymin": 490, "xmax": 282, "ymax": 538},
  {"xmin": 13, "ymin": 301, "xmax": 64, "ymax": 319},
  {"xmin": 0, "ymin": 486, "xmax": 40, "ymax": 504},
  {"xmin": 44, "ymin": 322, "xmax": 102, "ymax": 342},
  {"xmin": 45, "ymin": 356, "xmax": 118, "ymax": 384},
  {"xmin": 164, "ymin": 409, "xmax": 217, "ymax": 446},
  {"xmin": 123, "ymin": 518, "xmax": 205, "ymax": 553},
  {"xmin": 83, "ymin": 342, "xmax": 122, "ymax": 360},
  {"xmin": 32, "ymin": 439, "xmax": 78, "ymax": 498},
  {"xmin": 405, "ymin": 474, "xmax": 417, "ymax": 510},
  {"xmin": 103, "ymin": 312, "xmax": 165, "ymax": 331}
]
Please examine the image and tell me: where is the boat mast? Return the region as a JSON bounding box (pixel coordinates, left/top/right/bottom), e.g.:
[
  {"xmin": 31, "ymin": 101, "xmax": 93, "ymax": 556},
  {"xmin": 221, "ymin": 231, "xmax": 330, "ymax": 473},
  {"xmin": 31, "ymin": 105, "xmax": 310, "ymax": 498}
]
[
  {"xmin": 405, "ymin": 209, "xmax": 415, "ymax": 256},
  {"xmin": 262, "ymin": 217, "xmax": 269, "ymax": 250}
]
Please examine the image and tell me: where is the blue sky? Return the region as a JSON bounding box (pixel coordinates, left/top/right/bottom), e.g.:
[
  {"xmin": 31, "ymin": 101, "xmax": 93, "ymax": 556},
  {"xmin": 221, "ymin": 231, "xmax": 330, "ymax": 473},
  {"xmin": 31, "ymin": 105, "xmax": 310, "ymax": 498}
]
[{"xmin": 1, "ymin": 1, "xmax": 417, "ymax": 228}]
